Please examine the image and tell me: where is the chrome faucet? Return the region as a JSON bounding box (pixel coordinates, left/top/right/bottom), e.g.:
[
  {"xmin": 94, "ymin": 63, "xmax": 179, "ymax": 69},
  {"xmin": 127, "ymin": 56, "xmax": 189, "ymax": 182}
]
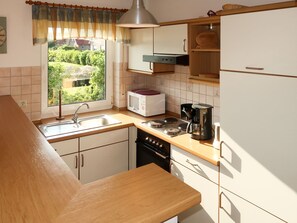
[{"xmin": 72, "ymin": 103, "xmax": 89, "ymax": 124}]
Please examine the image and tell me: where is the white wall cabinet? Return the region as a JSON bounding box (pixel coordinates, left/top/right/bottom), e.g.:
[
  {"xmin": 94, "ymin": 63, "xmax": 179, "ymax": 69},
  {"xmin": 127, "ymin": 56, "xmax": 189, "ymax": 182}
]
[
  {"xmin": 171, "ymin": 145, "xmax": 219, "ymax": 223},
  {"xmin": 50, "ymin": 128, "xmax": 129, "ymax": 184},
  {"xmin": 221, "ymin": 7, "xmax": 297, "ymax": 76},
  {"xmin": 128, "ymin": 28, "xmax": 175, "ymax": 74},
  {"xmin": 154, "ymin": 24, "xmax": 188, "ymax": 55},
  {"xmin": 128, "ymin": 28, "xmax": 153, "ymax": 73}
]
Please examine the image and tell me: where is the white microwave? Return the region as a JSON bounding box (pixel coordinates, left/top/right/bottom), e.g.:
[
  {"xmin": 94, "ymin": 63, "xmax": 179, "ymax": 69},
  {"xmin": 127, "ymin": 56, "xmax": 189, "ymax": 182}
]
[{"xmin": 127, "ymin": 90, "xmax": 165, "ymax": 117}]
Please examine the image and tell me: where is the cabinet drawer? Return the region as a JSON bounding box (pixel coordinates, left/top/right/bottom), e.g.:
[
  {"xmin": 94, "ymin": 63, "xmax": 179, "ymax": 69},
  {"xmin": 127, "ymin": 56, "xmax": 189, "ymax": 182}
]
[
  {"xmin": 80, "ymin": 128, "xmax": 128, "ymax": 151},
  {"xmin": 171, "ymin": 145, "xmax": 218, "ymax": 184},
  {"xmin": 51, "ymin": 138, "xmax": 78, "ymax": 156}
]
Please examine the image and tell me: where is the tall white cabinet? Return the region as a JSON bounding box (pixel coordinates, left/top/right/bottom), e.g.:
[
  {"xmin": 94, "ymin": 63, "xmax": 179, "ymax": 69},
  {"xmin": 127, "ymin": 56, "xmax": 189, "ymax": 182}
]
[{"xmin": 220, "ymin": 7, "xmax": 297, "ymax": 223}]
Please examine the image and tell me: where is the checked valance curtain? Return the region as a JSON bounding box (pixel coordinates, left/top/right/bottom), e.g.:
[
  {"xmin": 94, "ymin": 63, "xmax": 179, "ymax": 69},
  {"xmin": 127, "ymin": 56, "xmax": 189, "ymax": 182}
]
[{"xmin": 32, "ymin": 5, "xmax": 130, "ymax": 45}]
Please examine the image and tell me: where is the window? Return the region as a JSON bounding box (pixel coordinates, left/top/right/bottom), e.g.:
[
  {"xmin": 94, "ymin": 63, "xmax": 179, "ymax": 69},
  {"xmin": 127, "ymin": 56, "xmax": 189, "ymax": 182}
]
[{"xmin": 41, "ymin": 39, "xmax": 114, "ymax": 118}]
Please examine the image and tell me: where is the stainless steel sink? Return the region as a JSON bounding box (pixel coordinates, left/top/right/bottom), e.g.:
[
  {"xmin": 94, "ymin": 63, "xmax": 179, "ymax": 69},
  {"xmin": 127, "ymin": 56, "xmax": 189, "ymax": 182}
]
[{"xmin": 38, "ymin": 115, "xmax": 121, "ymax": 137}]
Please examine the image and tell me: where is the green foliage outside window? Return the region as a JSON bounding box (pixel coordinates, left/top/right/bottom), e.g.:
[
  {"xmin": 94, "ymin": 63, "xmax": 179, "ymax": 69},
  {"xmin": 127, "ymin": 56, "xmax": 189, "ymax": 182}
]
[{"xmin": 48, "ymin": 43, "xmax": 105, "ymax": 106}]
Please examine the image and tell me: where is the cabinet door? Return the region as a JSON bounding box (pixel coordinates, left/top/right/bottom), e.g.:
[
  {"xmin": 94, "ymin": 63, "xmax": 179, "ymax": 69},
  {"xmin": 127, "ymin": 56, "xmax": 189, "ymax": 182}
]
[
  {"xmin": 154, "ymin": 24, "xmax": 188, "ymax": 54},
  {"xmin": 171, "ymin": 160, "xmax": 218, "ymax": 223},
  {"xmin": 50, "ymin": 138, "xmax": 78, "ymax": 156},
  {"xmin": 220, "ymin": 188, "xmax": 286, "ymax": 223},
  {"xmin": 128, "ymin": 28, "xmax": 153, "ymax": 72},
  {"xmin": 221, "ymin": 7, "xmax": 297, "ymax": 76},
  {"xmin": 80, "ymin": 141, "xmax": 129, "ymax": 184},
  {"xmin": 60, "ymin": 153, "xmax": 79, "ymax": 179},
  {"xmin": 220, "ymin": 71, "xmax": 297, "ymax": 222},
  {"xmin": 80, "ymin": 128, "xmax": 128, "ymax": 151}
]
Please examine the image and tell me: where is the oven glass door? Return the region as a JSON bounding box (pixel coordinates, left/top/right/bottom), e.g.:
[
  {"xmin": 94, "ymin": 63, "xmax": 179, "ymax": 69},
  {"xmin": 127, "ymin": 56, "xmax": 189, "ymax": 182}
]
[{"xmin": 136, "ymin": 141, "xmax": 170, "ymax": 172}]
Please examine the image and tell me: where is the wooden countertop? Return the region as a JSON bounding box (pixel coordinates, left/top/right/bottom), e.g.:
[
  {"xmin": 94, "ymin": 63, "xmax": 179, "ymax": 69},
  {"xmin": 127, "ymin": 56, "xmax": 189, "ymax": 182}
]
[
  {"xmin": 55, "ymin": 163, "xmax": 201, "ymax": 223},
  {"xmin": 0, "ymin": 96, "xmax": 81, "ymax": 223},
  {"xmin": 0, "ymin": 95, "xmax": 201, "ymax": 223},
  {"xmin": 42, "ymin": 110, "xmax": 220, "ymax": 166}
]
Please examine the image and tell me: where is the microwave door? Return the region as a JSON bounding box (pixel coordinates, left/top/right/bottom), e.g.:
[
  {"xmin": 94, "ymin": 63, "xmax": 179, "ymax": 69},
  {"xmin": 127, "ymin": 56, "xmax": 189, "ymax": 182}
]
[{"xmin": 129, "ymin": 95, "xmax": 139, "ymax": 111}]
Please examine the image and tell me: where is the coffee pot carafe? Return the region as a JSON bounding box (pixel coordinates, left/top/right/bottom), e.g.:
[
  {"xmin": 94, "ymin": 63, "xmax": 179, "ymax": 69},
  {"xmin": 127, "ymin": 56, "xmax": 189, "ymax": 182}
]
[{"xmin": 186, "ymin": 103, "xmax": 213, "ymax": 140}]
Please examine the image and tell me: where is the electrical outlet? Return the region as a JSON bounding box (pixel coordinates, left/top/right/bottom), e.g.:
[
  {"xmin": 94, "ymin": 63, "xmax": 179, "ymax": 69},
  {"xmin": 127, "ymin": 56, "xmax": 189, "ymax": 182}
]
[{"xmin": 19, "ymin": 100, "xmax": 27, "ymax": 108}]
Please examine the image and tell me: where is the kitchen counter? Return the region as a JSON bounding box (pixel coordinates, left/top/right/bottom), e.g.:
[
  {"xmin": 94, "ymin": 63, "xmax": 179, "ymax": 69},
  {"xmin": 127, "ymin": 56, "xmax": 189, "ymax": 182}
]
[
  {"xmin": 0, "ymin": 95, "xmax": 201, "ymax": 223},
  {"xmin": 42, "ymin": 109, "xmax": 220, "ymax": 166},
  {"xmin": 54, "ymin": 163, "xmax": 201, "ymax": 223},
  {"xmin": 0, "ymin": 96, "xmax": 81, "ymax": 223}
]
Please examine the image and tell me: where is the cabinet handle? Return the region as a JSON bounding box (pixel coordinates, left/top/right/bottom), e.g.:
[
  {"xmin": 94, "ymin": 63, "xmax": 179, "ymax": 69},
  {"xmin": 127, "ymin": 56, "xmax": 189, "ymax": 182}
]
[
  {"xmin": 245, "ymin": 66, "xmax": 264, "ymax": 71},
  {"xmin": 186, "ymin": 159, "xmax": 197, "ymax": 166},
  {"xmin": 183, "ymin": 39, "xmax": 187, "ymax": 53},
  {"xmin": 219, "ymin": 141, "xmax": 224, "ymax": 158},
  {"xmin": 81, "ymin": 154, "xmax": 84, "ymax": 167},
  {"xmin": 219, "ymin": 192, "xmax": 223, "ymax": 208},
  {"xmin": 75, "ymin": 155, "xmax": 78, "ymax": 169},
  {"xmin": 149, "ymin": 62, "xmax": 153, "ymax": 71}
]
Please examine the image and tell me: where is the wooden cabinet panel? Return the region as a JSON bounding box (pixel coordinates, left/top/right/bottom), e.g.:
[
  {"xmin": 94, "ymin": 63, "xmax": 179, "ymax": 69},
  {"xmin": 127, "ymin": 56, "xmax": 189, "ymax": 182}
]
[
  {"xmin": 154, "ymin": 24, "xmax": 188, "ymax": 55},
  {"xmin": 171, "ymin": 160, "xmax": 218, "ymax": 223},
  {"xmin": 51, "ymin": 138, "xmax": 78, "ymax": 156},
  {"xmin": 80, "ymin": 128, "xmax": 128, "ymax": 151},
  {"xmin": 220, "ymin": 188, "xmax": 286, "ymax": 223},
  {"xmin": 80, "ymin": 141, "xmax": 129, "ymax": 184},
  {"xmin": 221, "ymin": 7, "xmax": 297, "ymax": 76}
]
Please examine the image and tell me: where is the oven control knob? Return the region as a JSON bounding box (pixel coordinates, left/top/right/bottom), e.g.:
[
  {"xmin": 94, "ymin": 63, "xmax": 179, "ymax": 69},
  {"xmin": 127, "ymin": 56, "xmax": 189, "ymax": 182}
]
[
  {"xmin": 149, "ymin": 138, "xmax": 152, "ymax": 143},
  {"xmin": 159, "ymin": 144, "xmax": 163, "ymax": 148},
  {"xmin": 145, "ymin": 137, "xmax": 149, "ymax": 141},
  {"xmin": 156, "ymin": 142, "xmax": 159, "ymax": 146},
  {"xmin": 152, "ymin": 140, "xmax": 156, "ymax": 144}
]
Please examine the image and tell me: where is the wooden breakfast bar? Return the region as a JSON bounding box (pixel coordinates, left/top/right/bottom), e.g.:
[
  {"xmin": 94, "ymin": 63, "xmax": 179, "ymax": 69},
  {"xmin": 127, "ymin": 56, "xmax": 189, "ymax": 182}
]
[{"xmin": 0, "ymin": 96, "xmax": 201, "ymax": 223}]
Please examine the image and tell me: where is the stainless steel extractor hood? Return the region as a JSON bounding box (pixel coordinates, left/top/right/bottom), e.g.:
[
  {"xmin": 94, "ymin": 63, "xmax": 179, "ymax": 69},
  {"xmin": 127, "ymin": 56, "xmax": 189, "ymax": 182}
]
[{"xmin": 143, "ymin": 54, "xmax": 189, "ymax": 66}]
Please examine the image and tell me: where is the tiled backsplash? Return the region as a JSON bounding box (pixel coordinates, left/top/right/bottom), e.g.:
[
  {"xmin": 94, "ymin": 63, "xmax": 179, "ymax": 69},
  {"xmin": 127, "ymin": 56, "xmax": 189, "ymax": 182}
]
[
  {"xmin": 115, "ymin": 63, "xmax": 220, "ymax": 123},
  {"xmin": 1, "ymin": 64, "xmax": 220, "ymax": 123},
  {"xmin": 0, "ymin": 67, "xmax": 41, "ymax": 121}
]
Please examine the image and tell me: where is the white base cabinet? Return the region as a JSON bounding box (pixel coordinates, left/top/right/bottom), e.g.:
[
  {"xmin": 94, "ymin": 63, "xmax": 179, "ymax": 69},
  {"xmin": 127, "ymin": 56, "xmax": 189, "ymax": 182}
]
[
  {"xmin": 60, "ymin": 153, "xmax": 79, "ymax": 178},
  {"xmin": 220, "ymin": 188, "xmax": 286, "ymax": 223},
  {"xmin": 50, "ymin": 128, "xmax": 129, "ymax": 184},
  {"xmin": 80, "ymin": 141, "xmax": 128, "ymax": 184},
  {"xmin": 171, "ymin": 145, "xmax": 219, "ymax": 223}
]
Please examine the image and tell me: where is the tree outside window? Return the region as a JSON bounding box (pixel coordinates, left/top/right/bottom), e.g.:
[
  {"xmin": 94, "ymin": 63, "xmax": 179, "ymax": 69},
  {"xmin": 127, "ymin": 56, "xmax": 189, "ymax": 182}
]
[{"xmin": 48, "ymin": 38, "xmax": 106, "ymax": 106}]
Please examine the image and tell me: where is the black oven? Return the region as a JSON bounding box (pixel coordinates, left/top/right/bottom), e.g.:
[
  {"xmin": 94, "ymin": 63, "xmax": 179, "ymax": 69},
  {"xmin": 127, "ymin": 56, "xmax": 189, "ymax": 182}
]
[{"xmin": 136, "ymin": 129, "xmax": 170, "ymax": 172}]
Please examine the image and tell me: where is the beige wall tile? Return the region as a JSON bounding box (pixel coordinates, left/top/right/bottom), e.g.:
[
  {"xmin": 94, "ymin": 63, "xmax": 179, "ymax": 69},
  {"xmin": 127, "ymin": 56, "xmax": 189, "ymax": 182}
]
[
  {"xmin": 31, "ymin": 112, "xmax": 41, "ymax": 121},
  {"xmin": 21, "ymin": 67, "xmax": 32, "ymax": 76},
  {"xmin": 11, "ymin": 67, "xmax": 22, "ymax": 77},
  {"xmin": 0, "ymin": 77, "xmax": 11, "ymax": 87},
  {"xmin": 31, "ymin": 66, "xmax": 41, "ymax": 76},
  {"xmin": 12, "ymin": 95, "xmax": 21, "ymax": 103},
  {"xmin": 11, "ymin": 86, "xmax": 21, "ymax": 96},
  {"xmin": 0, "ymin": 68, "xmax": 11, "ymax": 77},
  {"xmin": 11, "ymin": 77, "xmax": 21, "ymax": 86},
  {"xmin": 32, "ymin": 76, "xmax": 41, "ymax": 85},
  {"xmin": 31, "ymin": 103, "xmax": 41, "ymax": 112},
  {"xmin": 22, "ymin": 76, "xmax": 32, "ymax": 85},
  {"xmin": 21, "ymin": 94, "xmax": 32, "ymax": 104},
  {"xmin": 32, "ymin": 85, "xmax": 41, "ymax": 94},
  {"xmin": 0, "ymin": 87, "xmax": 10, "ymax": 96},
  {"xmin": 32, "ymin": 93, "xmax": 41, "ymax": 103},
  {"xmin": 22, "ymin": 85, "xmax": 32, "ymax": 95}
]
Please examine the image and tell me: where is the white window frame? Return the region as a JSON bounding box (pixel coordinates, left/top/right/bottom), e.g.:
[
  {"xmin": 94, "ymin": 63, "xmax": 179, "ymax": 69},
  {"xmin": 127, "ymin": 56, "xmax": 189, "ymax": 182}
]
[{"xmin": 41, "ymin": 40, "xmax": 114, "ymax": 119}]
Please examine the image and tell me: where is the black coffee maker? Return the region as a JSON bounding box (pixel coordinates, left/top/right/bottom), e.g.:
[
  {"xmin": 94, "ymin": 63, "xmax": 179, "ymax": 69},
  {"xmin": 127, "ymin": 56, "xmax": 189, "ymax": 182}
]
[{"xmin": 183, "ymin": 103, "xmax": 213, "ymax": 140}]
